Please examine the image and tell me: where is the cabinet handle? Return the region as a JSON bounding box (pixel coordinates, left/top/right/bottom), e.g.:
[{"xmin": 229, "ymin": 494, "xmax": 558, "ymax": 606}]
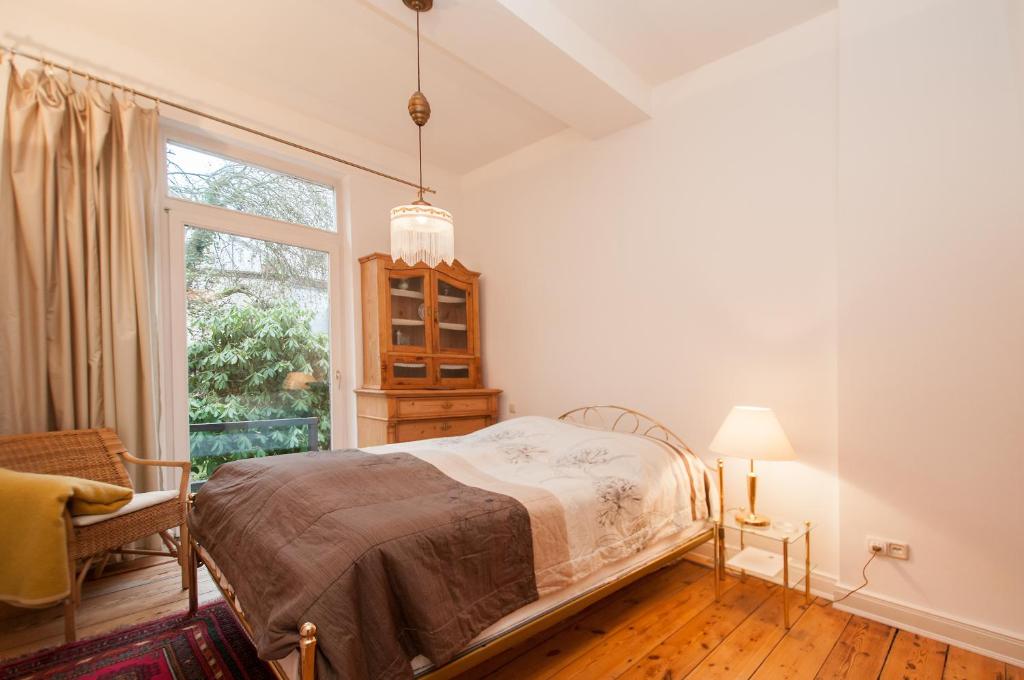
[
  {"xmin": 440, "ymin": 422, "xmax": 452, "ymax": 432},
  {"xmin": 441, "ymin": 401, "xmax": 454, "ymax": 410}
]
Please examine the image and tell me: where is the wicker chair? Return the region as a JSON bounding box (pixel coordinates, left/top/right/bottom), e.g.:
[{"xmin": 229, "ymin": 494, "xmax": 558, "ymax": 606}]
[{"xmin": 0, "ymin": 428, "xmax": 190, "ymax": 642}]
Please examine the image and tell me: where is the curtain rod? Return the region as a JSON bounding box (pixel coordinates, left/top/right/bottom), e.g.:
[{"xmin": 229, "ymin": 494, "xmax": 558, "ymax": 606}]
[{"xmin": 0, "ymin": 45, "xmax": 435, "ymax": 195}]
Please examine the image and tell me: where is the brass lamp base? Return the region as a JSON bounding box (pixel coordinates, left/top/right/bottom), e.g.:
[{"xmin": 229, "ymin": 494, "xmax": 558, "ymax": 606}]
[
  {"xmin": 740, "ymin": 459, "xmax": 770, "ymax": 527},
  {"xmin": 735, "ymin": 511, "xmax": 771, "ymax": 527}
]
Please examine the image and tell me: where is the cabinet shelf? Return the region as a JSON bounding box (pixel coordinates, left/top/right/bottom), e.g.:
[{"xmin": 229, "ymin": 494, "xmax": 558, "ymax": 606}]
[
  {"xmin": 390, "ymin": 288, "xmax": 424, "ymax": 299},
  {"xmin": 391, "ymin": 318, "xmax": 424, "ymax": 326},
  {"xmin": 438, "ymin": 322, "xmax": 467, "ymax": 331},
  {"xmin": 437, "ymin": 294, "xmax": 465, "ymax": 304}
]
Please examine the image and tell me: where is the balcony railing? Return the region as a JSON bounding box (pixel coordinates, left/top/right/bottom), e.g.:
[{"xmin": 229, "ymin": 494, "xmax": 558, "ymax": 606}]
[
  {"xmin": 189, "ymin": 416, "xmax": 320, "ymax": 453},
  {"xmin": 188, "ymin": 417, "xmax": 320, "ymax": 490}
]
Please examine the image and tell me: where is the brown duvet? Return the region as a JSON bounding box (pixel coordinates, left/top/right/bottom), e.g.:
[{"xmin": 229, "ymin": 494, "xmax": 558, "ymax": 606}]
[{"xmin": 190, "ymin": 449, "xmax": 538, "ymax": 680}]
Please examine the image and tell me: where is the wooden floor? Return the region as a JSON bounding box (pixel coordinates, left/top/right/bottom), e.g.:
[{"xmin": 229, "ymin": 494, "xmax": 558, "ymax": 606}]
[{"xmin": 0, "ymin": 558, "xmax": 1017, "ymax": 679}]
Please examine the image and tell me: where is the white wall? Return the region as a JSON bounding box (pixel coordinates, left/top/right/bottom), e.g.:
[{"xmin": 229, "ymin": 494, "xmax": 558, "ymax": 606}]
[
  {"xmin": 461, "ymin": 13, "xmax": 841, "ymax": 577},
  {"xmin": 836, "ymin": 0, "xmax": 1024, "ymax": 641},
  {"xmin": 461, "ymin": 0, "xmax": 1024, "ymax": 655}
]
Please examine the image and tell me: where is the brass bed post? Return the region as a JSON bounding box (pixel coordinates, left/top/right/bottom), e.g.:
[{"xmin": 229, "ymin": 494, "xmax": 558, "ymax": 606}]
[{"xmin": 299, "ymin": 623, "xmax": 318, "ymax": 680}]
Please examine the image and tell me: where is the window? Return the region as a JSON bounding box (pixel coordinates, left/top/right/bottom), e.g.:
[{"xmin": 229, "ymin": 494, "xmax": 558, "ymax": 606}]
[
  {"xmin": 184, "ymin": 227, "xmax": 332, "ymax": 482},
  {"xmin": 166, "ymin": 141, "xmax": 337, "ymax": 231},
  {"xmin": 161, "ymin": 135, "xmax": 347, "ymax": 487}
]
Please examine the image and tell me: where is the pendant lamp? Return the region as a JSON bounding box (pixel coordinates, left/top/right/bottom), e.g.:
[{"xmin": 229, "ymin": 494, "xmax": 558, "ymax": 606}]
[{"xmin": 390, "ymin": 0, "xmax": 454, "ymax": 268}]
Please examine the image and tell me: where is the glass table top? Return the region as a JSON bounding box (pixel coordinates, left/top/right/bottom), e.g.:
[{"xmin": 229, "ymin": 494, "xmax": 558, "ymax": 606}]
[{"xmin": 721, "ymin": 514, "xmax": 814, "ymax": 542}]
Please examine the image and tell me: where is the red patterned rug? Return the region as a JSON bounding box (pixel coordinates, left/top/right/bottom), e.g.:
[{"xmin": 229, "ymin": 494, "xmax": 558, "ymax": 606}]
[{"xmin": 0, "ymin": 601, "xmax": 274, "ymax": 679}]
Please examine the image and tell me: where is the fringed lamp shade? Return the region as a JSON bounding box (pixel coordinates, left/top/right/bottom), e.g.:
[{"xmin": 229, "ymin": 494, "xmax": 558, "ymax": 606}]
[{"xmin": 390, "ymin": 203, "xmax": 454, "ymax": 267}]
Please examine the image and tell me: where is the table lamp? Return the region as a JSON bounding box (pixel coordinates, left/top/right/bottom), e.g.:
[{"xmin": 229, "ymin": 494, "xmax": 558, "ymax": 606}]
[{"xmin": 708, "ymin": 405, "xmax": 796, "ymax": 527}]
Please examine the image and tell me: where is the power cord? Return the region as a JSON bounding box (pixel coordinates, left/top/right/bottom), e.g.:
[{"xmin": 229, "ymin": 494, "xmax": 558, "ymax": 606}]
[{"xmin": 821, "ymin": 546, "xmax": 880, "ymax": 607}]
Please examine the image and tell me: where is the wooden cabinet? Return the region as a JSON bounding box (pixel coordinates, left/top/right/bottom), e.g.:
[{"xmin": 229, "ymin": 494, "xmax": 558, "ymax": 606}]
[
  {"xmin": 360, "ymin": 253, "xmax": 482, "ymax": 389},
  {"xmin": 357, "ymin": 254, "xmax": 500, "ymax": 446},
  {"xmin": 355, "ymin": 388, "xmax": 501, "ymax": 447}
]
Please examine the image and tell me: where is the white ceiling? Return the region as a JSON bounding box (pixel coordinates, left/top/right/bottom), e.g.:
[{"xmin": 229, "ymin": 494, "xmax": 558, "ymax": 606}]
[
  {"xmin": 3, "ymin": 0, "xmax": 836, "ymax": 173},
  {"xmin": 550, "ymin": 0, "xmax": 837, "ymax": 85}
]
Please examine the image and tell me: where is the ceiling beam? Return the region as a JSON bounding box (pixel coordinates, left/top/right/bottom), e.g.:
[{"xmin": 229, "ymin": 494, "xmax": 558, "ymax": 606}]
[{"xmin": 364, "ymin": 0, "xmax": 652, "ymax": 138}]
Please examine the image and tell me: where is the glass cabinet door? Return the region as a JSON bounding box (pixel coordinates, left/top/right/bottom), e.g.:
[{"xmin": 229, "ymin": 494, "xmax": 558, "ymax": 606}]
[
  {"xmin": 388, "ymin": 271, "xmax": 430, "ymax": 353},
  {"xmin": 433, "ymin": 273, "xmax": 472, "ymax": 354}
]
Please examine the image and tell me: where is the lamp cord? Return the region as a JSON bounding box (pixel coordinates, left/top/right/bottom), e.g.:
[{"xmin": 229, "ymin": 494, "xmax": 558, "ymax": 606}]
[{"xmin": 821, "ymin": 549, "xmax": 878, "ymax": 607}]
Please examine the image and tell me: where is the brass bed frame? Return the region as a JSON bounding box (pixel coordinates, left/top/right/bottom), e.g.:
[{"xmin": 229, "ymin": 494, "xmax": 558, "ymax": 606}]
[{"xmin": 186, "ymin": 405, "xmax": 726, "ymax": 680}]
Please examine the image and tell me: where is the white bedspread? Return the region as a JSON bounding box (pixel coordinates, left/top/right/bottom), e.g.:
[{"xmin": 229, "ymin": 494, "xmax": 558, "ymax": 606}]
[{"xmin": 370, "ymin": 415, "xmax": 715, "ymax": 596}]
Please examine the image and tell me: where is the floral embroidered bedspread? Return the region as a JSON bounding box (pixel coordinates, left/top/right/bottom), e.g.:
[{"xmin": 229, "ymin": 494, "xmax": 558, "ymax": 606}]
[{"xmin": 370, "ymin": 415, "xmax": 715, "ymax": 596}]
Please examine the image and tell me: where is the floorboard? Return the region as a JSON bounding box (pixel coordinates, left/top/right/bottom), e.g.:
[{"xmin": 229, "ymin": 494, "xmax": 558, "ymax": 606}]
[
  {"xmin": 616, "ymin": 577, "xmax": 774, "ymax": 679},
  {"xmin": 485, "ymin": 561, "xmax": 709, "ymax": 680},
  {"xmin": 942, "ymin": 646, "xmax": 1008, "ymax": 680},
  {"xmin": 684, "ymin": 581, "xmax": 811, "ymax": 679},
  {"xmin": 880, "ymin": 630, "xmax": 949, "ymax": 680},
  {"xmin": 0, "ymin": 557, "xmax": 1014, "ymax": 680},
  {"xmin": 548, "ymin": 570, "xmax": 725, "ymax": 679},
  {"xmin": 816, "ymin": 616, "xmax": 896, "ymax": 679},
  {"xmin": 749, "ymin": 598, "xmax": 851, "ymax": 679}
]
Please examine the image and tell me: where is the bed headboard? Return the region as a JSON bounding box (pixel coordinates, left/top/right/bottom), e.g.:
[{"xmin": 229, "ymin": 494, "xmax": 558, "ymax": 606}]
[
  {"xmin": 558, "ymin": 405, "xmax": 694, "ymax": 455},
  {"xmin": 560, "ymin": 405, "xmax": 724, "ymax": 528}
]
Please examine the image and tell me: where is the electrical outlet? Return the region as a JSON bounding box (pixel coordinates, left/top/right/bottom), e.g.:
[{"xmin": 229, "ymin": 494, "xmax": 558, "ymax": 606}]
[
  {"xmin": 866, "ymin": 537, "xmax": 886, "ymax": 554},
  {"xmin": 508, "ymin": 402, "xmax": 518, "ymax": 415},
  {"xmin": 886, "ymin": 541, "xmax": 910, "ymax": 560}
]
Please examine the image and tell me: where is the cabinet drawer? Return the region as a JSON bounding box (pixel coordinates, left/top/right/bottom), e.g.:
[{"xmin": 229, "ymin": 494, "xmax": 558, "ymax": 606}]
[
  {"xmin": 384, "ymin": 355, "xmax": 433, "ymax": 388},
  {"xmin": 396, "ymin": 396, "xmax": 491, "ymax": 419},
  {"xmin": 395, "ymin": 417, "xmax": 489, "ymax": 442}
]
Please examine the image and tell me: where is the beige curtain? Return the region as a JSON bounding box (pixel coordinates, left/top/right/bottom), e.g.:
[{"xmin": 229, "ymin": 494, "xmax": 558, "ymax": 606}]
[{"xmin": 0, "ymin": 63, "xmax": 161, "ymax": 492}]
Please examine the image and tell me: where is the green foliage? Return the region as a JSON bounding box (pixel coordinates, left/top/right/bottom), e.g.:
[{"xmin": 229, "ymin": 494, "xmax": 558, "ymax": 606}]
[{"xmin": 188, "ymin": 304, "xmax": 330, "ymax": 481}]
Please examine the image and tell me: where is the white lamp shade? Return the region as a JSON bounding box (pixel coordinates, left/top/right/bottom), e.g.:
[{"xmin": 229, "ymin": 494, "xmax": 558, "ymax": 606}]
[
  {"xmin": 390, "ymin": 203, "xmax": 454, "ymax": 268},
  {"xmin": 708, "ymin": 406, "xmax": 796, "ymax": 461}
]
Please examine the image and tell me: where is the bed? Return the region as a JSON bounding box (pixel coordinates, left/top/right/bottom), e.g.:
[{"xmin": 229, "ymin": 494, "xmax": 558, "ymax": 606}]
[{"xmin": 186, "ymin": 406, "xmax": 725, "ymax": 680}]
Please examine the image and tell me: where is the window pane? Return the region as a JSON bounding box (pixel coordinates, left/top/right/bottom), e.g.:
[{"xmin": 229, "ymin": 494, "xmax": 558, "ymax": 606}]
[
  {"xmin": 167, "ymin": 142, "xmax": 336, "ymax": 231},
  {"xmin": 185, "ymin": 226, "xmax": 332, "ymax": 484}
]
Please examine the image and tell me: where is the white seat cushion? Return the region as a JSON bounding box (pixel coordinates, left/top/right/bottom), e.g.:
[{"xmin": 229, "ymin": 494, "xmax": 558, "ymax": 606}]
[{"xmin": 72, "ymin": 489, "xmax": 179, "ymax": 527}]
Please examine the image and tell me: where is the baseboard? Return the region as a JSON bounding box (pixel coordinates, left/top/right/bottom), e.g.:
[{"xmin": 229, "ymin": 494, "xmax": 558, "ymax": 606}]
[
  {"xmin": 834, "ymin": 591, "xmax": 1024, "ymax": 666},
  {"xmin": 684, "ymin": 543, "xmax": 1023, "ymax": 665}
]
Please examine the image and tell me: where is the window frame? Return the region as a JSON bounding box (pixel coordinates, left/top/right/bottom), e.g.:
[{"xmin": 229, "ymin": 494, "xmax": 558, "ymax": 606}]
[
  {"xmin": 156, "ymin": 123, "xmax": 356, "ymax": 474},
  {"xmin": 164, "ymin": 135, "xmax": 339, "ymax": 233}
]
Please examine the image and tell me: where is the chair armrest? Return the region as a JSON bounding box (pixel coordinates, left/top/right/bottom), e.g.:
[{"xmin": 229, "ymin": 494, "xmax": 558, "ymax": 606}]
[
  {"xmin": 119, "ymin": 451, "xmax": 190, "ymax": 471},
  {"xmin": 119, "ymin": 451, "xmax": 191, "ymax": 503}
]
